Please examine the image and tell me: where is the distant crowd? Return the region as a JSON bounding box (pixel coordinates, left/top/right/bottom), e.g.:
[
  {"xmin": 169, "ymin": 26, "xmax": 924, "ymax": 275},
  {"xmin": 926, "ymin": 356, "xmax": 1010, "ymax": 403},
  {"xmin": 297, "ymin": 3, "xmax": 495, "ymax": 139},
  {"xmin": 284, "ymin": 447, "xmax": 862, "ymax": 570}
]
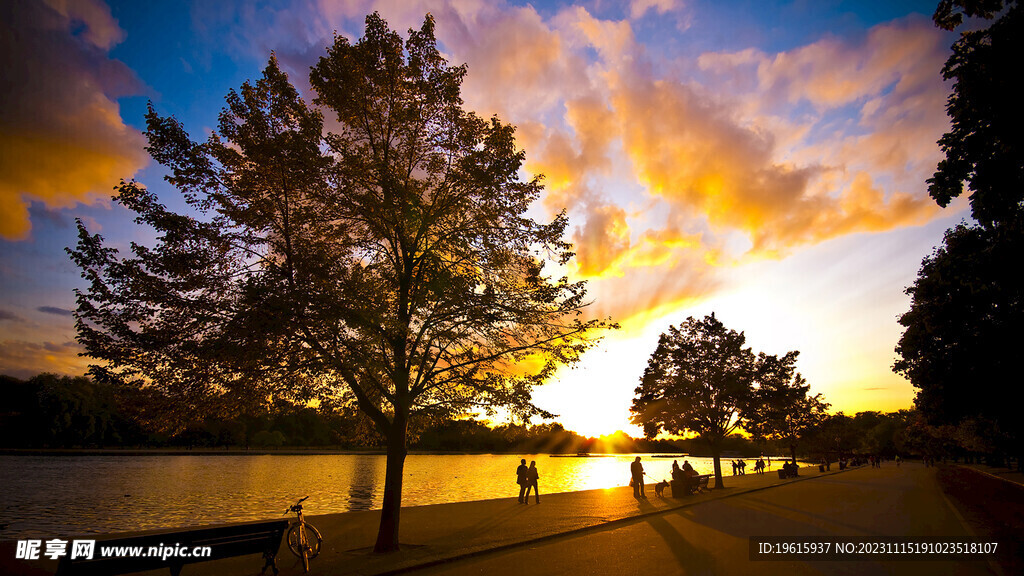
[{"xmin": 514, "ymin": 454, "xmax": 825, "ymax": 502}]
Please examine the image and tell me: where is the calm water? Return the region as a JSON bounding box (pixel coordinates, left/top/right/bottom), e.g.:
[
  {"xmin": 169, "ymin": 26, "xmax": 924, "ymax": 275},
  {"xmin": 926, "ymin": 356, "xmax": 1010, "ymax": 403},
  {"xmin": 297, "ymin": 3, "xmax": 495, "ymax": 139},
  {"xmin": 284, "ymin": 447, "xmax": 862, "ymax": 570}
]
[{"xmin": 0, "ymin": 453, "xmax": 797, "ymax": 539}]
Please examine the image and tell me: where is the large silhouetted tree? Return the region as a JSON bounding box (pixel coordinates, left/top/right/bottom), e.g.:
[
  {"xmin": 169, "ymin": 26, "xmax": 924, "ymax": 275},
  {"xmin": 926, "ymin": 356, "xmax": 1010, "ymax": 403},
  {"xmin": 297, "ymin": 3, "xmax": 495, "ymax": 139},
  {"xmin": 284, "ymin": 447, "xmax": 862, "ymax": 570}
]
[
  {"xmin": 744, "ymin": 352, "xmax": 829, "ymax": 464},
  {"xmin": 69, "ymin": 13, "xmax": 609, "ymax": 552},
  {"xmin": 894, "ymin": 1, "xmax": 1023, "ymax": 469},
  {"xmin": 631, "ymin": 314, "xmax": 752, "ymax": 488},
  {"xmin": 632, "ymin": 315, "xmax": 821, "ymax": 487},
  {"xmin": 894, "ymin": 223, "xmax": 1022, "ymax": 458}
]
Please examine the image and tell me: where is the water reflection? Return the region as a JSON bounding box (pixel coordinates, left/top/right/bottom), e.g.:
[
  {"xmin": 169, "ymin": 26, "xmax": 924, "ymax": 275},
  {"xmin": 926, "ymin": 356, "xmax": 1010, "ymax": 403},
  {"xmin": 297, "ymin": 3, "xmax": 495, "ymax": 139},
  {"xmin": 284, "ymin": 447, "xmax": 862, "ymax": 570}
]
[
  {"xmin": 346, "ymin": 455, "xmax": 381, "ymax": 511},
  {"xmin": 0, "ymin": 454, "xmax": 808, "ymax": 539}
]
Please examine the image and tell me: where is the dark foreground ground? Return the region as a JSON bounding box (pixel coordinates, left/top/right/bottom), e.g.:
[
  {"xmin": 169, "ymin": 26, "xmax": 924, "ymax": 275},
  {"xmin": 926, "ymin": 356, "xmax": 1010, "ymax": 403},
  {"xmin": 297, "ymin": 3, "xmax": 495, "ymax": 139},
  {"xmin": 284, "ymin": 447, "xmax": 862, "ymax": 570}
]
[{"xmin": 2, "ymin": 462, "xmax": 1020, "ymax": 575}]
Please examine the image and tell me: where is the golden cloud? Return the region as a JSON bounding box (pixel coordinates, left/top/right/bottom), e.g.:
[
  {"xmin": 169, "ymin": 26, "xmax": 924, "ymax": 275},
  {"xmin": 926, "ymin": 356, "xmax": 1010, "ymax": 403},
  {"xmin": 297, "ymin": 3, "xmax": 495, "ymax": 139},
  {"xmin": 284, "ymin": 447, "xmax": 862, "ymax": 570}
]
[
  {"xmin": 0, "ymin": 339, "xmax": 91, "ymax": 380},
  {"xmin": 0, "ymin": 0, "xmax": 148, "ymax": 240},
  {"xmin": 240, "ymin": 3, "xmax": 952, "ymax": 326},
  {"xmin": 572, "ymin": 204, "xmax": 630, "ymax": 277}
]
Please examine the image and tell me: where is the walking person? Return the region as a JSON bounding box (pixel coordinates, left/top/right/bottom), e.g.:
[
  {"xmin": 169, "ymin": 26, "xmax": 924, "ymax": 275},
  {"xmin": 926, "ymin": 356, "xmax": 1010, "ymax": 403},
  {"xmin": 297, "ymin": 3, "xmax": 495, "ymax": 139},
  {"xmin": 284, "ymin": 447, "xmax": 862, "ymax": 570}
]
[
  {"xmin": 630, "ymin": 456, "xmax": 646, "ymax": 498},
  {"xmin": 525, "ymin": 460, "xmax": 540, "ymax": 503},
  {"xmin": 516, "ymin": 459, "xmax": 529, "ymax": 503}
]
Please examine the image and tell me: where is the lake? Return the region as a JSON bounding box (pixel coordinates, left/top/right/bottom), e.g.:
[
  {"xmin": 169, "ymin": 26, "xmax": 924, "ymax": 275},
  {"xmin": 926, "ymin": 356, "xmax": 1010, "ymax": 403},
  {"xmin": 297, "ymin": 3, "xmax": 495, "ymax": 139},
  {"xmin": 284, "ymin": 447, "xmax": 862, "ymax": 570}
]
[{"xmin": 0, "ymin": 453, "xmax": 800, "ymax": 539}]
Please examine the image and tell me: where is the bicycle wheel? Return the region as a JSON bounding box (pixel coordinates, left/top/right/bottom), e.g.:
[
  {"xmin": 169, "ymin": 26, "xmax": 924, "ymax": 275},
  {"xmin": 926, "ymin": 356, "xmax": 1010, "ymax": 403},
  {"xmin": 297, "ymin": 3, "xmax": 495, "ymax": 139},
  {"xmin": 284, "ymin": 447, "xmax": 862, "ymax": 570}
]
[
  {"xmin": 303, "ymin": 524, "xmax": 323, "ymax": 560},
  {"xmin": 287, "ymin": 523, "xmax": 323, "ymax": 569},
  {"xmin": 287, "ymin": 523, "xmax": 309, "ymax": 572}
]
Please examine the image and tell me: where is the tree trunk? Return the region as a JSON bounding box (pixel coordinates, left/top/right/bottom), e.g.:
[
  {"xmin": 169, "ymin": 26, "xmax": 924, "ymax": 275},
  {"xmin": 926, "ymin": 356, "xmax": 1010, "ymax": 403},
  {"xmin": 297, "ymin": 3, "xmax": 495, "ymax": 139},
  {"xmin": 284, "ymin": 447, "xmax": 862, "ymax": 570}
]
[
  {"xmin": 710, "ymin": 442, "xmax": 724, "ymax": 489},
  {"xmin": 790, "ymin": 443, "xmax": 797, "ymax": 465},
  {"xmin": 373, "ymin": 416, "xmax": 408, "ymax": 553}
]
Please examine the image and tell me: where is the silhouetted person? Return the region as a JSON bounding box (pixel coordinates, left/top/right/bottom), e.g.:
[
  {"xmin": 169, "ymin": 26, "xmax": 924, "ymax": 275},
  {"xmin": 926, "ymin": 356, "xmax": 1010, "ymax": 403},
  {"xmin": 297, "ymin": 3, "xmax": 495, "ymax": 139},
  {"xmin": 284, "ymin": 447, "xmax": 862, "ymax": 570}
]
[
  {"xmin": 783, "ymin": 459, "xmax": 798, "ymax": 477},
  {"xmin": 525, "ymin": 460, "xmax": 540, "ymax": 503},
  {"xmin": 671, "ymin": 460, "xmax": 683, "ymax": 483},
  {"xmin": 631, "ymin": 456, "xmax": 646, "ymax": 498},
  {"xmin": 681, "ymin": 460, "xmax": 698, "ymax": 493},
  {"xmin": 731, "ymin": 460, "xmax": 737, "ymax": 476},
  {"xmin": 516, "ymin": 458, "xmax": 528, "ymax": 503}
]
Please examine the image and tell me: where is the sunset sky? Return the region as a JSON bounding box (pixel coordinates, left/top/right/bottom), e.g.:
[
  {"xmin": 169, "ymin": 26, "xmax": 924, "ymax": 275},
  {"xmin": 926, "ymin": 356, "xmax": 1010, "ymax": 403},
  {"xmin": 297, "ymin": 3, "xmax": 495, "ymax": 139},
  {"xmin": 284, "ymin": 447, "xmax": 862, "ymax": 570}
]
[{"xmin": 1, "ymin": 0, "xmax": 969, "ymax": 437}]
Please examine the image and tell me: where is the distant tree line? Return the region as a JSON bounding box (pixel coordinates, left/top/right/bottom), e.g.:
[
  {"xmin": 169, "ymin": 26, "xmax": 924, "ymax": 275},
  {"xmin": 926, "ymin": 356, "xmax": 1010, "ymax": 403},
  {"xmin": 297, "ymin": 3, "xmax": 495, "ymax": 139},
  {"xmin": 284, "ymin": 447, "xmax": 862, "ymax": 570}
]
[
  {"xmin": 0, "ymin": 373, "xmax": 362, "ymax": 449},
  {"xmin": 5, "ymin": 372, "xmax": 1001, "ymax": 465},
  {"xmin": 0, "ymin": 372, "xmax": 679, "ymax": 452}
]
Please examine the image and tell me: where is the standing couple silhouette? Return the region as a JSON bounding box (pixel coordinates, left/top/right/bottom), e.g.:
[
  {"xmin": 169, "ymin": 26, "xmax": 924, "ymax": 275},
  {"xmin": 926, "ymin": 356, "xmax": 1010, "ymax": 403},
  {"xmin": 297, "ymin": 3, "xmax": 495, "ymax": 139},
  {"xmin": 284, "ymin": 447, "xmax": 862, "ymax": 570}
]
[{"xmin": 516, "ymin": 459, "xmax": 540, "ymax": 504}]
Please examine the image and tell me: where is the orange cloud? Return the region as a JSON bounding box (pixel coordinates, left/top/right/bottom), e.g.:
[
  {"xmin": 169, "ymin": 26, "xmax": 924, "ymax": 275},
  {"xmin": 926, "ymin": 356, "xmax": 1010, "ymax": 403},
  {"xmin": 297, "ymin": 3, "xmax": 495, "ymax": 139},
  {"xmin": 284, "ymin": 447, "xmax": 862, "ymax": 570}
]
[
  {"xmin": 579, "ymin": 243, "xmax": 721, "ymax": 325},
  {"xmin": 0, "ymin": 339, "xmax": 91, "ymax": 380},
  {"xmin": 239, "ymin": 3, "xmax": 952, "ymax": 326},
  {"xmin": 728, "ymin": 15, "xmax": 947, "ymax": 110},
  {"xmin": 423, "ymin": 5, "xmax": 946, "ymax": 322},
  {"xmin": 613, "ymin": 72, "xmax": 940, "ymax": 254},
  {"xmin": 699, "ymin": 16, "xmax": 951, "ymax": 192},
  {"xmin": 448, "ymin": 3, "xmax": 590, "ymax": 121},
  {"xmin": 572, "ymin": 204, "xmax": 630, "ymax": 277},
  {"xmin": 0, "ymin": 0, "xmax": 148, "ymax": 240}
]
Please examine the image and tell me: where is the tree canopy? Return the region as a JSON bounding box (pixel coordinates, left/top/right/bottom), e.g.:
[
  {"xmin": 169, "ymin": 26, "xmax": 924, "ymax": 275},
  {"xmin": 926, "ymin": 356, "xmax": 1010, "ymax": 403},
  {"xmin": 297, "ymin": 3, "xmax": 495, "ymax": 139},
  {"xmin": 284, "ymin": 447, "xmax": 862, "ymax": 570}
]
[
  {"xmin": 928, "ymin": 0, "xmax": 1023, "ymax": 228},
  {"xmin": 894, "ymin": 0, "xmax": 1023, "ymax": 469},
  {"xmin": 69, "ymin": 13, "xmax": 610, "ymax": 552},
  {"xmin": 630, "ymin": 313, "xmax": 819, "ymax": 488},
  {"xmin": 744, "ymin": 352, "xmax": 830, "ymax": 463},
  {"xmin": 894, "ymin": 224, "xmax": 1022, "ymax": 437}
]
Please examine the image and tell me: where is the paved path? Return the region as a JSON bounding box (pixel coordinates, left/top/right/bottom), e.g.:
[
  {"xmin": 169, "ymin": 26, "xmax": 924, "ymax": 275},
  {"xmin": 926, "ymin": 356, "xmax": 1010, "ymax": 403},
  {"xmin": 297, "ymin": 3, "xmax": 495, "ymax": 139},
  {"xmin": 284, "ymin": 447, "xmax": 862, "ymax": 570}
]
[{"xmin": 413, "ymin": 463, "xmax": 1006, "ymax": 576}]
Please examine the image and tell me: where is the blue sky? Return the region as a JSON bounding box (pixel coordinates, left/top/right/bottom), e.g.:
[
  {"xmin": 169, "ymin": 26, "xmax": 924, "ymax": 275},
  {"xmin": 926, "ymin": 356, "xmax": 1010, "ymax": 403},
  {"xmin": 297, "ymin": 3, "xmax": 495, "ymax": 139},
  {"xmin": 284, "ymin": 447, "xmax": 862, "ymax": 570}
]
[{"xmin": 0, "ymin": 0, "xmax": 965, "ymax": 435}]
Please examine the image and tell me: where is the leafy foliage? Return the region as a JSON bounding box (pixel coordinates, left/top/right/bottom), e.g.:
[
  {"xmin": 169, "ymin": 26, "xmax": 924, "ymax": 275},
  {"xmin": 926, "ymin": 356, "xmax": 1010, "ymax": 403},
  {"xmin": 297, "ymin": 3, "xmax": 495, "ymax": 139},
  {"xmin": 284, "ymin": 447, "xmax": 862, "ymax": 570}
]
[
  {"xmin": 894, "ymin": 224, "xmax": 1022, "ymax": 432},
  {"xmin": 68, "ymin": 13, "xmax": 609, "ymax": 551},
  {"xmin": 894, "ymin": 0, "xmax": 1024, "ymax": 469},
  {"xmin": 631, "ymin": 314, "xmax": 754, "ymax": 444},
  {"xmin": 0, "ymin": 373, "xmax": 132, "ymax": 447},
  {"xmin": 630, "ymin": 314, "xmax": 821, "ymax": 487},
  {"xmin": 929, "ymin": 0, "xmax": 1023, "ymax": 228},
  {"xmin": 744, "ymin": 352, "xmax": 830, "ymax": 461}
]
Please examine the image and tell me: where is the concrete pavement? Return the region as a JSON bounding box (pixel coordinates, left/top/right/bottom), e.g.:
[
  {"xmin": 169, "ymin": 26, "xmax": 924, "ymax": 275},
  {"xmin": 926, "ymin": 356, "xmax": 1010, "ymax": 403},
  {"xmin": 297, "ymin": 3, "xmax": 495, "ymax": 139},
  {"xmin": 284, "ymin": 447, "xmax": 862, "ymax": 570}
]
[{"xmin": 415, "ymin": 463, "xmax": 1007, "ymax": 576}]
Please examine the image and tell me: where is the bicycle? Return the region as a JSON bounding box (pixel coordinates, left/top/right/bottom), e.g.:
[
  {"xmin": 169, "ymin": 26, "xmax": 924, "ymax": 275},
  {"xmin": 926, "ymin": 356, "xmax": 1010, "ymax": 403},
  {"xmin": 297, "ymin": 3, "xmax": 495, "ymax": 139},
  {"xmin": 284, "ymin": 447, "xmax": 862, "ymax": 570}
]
[{"xmin": 285, "ymin": 496, "xmax": 323, "ymax": 572}]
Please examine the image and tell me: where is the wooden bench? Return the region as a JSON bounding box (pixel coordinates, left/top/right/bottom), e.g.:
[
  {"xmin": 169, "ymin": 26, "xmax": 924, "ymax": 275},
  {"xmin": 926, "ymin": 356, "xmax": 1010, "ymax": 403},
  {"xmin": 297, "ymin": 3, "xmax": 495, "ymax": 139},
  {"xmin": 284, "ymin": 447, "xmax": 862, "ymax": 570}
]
[
  {"xmin": 56, "ymin": 519, "xmax": 288, "ymax": 576},
  {"xmin": 670, "ymin": 474, "xmax": 712, "ymax": 496},
  {"xmin": 777, "ymin": 466, "xmax": 799, "ymax": 479}
]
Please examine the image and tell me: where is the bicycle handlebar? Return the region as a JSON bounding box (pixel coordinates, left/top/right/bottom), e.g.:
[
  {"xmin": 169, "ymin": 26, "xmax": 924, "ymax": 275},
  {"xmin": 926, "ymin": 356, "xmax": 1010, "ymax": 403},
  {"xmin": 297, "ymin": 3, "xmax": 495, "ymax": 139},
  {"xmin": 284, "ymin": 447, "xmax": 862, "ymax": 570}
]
[{"xmin": 285, "ymin": 496, "xmax": 310, "ymax": 515}]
